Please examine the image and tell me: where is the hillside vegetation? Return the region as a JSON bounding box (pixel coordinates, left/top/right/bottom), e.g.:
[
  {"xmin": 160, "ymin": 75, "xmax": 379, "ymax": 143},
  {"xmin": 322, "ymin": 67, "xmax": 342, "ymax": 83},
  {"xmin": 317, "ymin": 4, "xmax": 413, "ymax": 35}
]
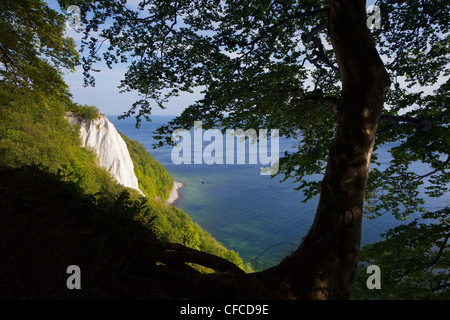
[
  {"xmin": 0, "ymin": 165, "xmax": 248, "ymax": 298},
  {"xmin": 119, "ymin": 132, "xmax": 174, "ymax": 202},
  {"xmin": 0, "ymin": 86, "xmax": 120, "ymax": 196},
  {"xmin": 0, "ymin": 85, "xmax": 251, "ymax": 298}
]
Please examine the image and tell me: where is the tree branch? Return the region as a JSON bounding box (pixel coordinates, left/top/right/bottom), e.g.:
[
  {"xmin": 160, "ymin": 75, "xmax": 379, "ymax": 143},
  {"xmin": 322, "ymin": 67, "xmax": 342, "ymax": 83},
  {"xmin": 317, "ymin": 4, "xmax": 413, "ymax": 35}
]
[
  {"xmin": 302, "ymin": 19, "xmax": 328, "ymax": 43},
  {"xmin": 427, "ymin": 231, "xmax": 450, "ymax": 268},
  {"xmin": 412, "ymin": 155, "xmax": 450, "ymax": 182},
  {"xmin": 290, "ymin": 89, "xmax": 340, "ymax": 112},
  {"xmin": 159, "ymin": 242, "xmax": 246, "ymax": 274},
  {"xmin": 380, "ymin": 115, "xmax": 432, "ymax": 131},
  {"xmin": 234, "ymin": 8, "xmax": 327, "ymax": 53},
  {"xmin": 160, "ymin": 2, "xmax": 179, "ymax": 60},
  {"xmin": 254, "ymin": 8, "xmax": 327, "ymax": 45},
  {"xmin": 301, "ymin": 18, "xmax": 339, "ymax": 71}
]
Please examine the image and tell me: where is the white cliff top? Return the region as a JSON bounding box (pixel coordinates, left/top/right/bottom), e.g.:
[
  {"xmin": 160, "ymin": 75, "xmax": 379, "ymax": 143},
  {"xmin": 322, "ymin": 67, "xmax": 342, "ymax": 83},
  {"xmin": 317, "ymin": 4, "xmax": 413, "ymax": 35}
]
[{"xmin": 66, "ymin": 113, "xmax": 143, "ymax": 195}]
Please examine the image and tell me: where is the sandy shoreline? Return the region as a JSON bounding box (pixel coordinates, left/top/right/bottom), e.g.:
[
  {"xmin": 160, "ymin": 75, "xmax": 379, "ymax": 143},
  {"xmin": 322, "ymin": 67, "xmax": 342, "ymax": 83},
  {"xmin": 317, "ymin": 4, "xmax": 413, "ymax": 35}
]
[{"xmin": 166, "ymin": 180, "xmax": 185, "ymax": 206}]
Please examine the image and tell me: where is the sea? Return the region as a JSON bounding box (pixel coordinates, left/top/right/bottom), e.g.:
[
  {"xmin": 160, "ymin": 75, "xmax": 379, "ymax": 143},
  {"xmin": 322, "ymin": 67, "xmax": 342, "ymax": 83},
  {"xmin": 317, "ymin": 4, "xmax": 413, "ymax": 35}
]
[{"xmin": 110, "ymin": 115, "xmax": 448, "ymax": 270}]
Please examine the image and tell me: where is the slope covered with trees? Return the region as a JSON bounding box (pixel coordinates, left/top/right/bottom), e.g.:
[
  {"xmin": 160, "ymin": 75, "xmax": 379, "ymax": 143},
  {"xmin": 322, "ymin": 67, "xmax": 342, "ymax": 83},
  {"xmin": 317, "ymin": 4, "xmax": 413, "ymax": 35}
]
[
  {"xmin": 0, "ymin": 165, "xmax": 249, "ymax": 298},
  {"xmin": 0, "ymin": 0, "xmax": 251, "ymax": 299},
  {"xmin": 0, "ymin": 85, "xmax": 121, "ymax": 196},
  {"xmin": 119, "ymin": 132, "xmax": 174, "ymax": 202}
]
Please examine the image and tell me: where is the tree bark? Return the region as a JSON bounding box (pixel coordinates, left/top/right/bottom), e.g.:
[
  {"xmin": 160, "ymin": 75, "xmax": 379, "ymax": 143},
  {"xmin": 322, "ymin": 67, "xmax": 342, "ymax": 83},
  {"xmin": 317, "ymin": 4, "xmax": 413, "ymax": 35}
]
[
  {"xmin": 117, "ymin": 0, "xmax": 392, "ymax": 300},
  {"xmin": 272, "ymin": 0, "xmax": 391, "ymax": 299}
]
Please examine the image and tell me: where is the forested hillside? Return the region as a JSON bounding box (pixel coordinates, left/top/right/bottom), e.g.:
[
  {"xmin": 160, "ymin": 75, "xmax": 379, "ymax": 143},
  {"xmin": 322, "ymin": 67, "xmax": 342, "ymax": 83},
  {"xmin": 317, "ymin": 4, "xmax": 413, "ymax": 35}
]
[
  {"xmin": 0, "ymin": 86, "xmax": 119, "ymax": 195},
  {"xmin": 0, "ymin": 165, "xmax": 250, "ymax": 298},
  {"xmin": 0, "ymin": 83, "xmax": 251, "ymax": 297},
  {"xmin": 0, "ymin": 0, "xmax": 251, "ymax": 296},
  {"xmin": 119, "ymin": 132, "xmax": 174, "ymax": 202}
]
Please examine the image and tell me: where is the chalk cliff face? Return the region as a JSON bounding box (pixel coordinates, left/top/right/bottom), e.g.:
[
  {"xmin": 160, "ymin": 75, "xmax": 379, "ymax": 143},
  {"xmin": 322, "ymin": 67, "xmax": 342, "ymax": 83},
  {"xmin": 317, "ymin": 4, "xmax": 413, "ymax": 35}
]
[{"xmin": 66, "ymin": 113, "xmax": 143, "ymax": 195}]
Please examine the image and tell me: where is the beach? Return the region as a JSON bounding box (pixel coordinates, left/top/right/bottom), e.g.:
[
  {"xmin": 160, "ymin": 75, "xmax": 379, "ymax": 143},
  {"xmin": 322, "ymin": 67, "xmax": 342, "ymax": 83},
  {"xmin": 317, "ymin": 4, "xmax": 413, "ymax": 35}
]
[{"xmin": 166, "ymin": 180, "xmax": 185, "ymax": 205}]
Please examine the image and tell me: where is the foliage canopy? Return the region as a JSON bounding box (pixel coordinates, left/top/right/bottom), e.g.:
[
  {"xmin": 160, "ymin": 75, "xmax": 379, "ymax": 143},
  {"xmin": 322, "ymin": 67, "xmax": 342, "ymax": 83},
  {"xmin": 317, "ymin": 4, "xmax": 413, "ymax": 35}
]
[
  {"xmin": 0, "ymin": 0, "xmax": 79, "ymax": 99},
  {"xmin": 69, "ymin": 0, "xmax": 449, "ymax": 298}
]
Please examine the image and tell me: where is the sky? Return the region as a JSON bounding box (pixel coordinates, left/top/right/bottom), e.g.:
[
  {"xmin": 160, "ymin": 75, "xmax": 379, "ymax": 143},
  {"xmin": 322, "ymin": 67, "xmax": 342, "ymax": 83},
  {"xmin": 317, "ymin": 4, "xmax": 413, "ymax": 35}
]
[
  {"xmin": 47, "ymin": 0, "xmax": 439, "ymax": 118},
  {"xmin": 47, "ymin": 0, "xmax": 194, "ymax": 116}
]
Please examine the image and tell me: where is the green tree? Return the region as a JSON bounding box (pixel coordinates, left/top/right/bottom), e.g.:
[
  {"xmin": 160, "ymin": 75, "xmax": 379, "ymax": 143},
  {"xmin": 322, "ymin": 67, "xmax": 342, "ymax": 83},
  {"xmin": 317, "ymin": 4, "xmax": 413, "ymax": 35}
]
[
  {"xmin": 119, "ymin": 132, "xmax": 174, "ymax": 201},
  {"xmin": 0, "ymin": 0, "xmax": 79, "ymax": 99},
  {"xmin": 69, "ymin": 104, "xmax": 100, "ymax": 119},
  {"xmin": 0, "ymin": 0, "xmax": 252, "ymax": 288},
  {"xmin": 65, "ymin": 0, "xmax": 448, "ymax": 299}
]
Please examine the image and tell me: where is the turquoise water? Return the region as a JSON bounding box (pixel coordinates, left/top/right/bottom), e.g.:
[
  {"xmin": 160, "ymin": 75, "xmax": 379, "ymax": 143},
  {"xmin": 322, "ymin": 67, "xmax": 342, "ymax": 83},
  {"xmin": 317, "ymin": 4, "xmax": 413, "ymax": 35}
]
[{"xmin": 109, "ymin": 115, "xmax": 446, "ymax": 270}]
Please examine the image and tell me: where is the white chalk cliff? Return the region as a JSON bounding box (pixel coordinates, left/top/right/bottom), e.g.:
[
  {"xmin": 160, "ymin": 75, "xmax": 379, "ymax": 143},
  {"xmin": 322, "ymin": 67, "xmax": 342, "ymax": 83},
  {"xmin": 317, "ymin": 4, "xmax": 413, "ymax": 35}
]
[{"xmin": 66, "ymin": 112, "xmax": 143, "ymax": 195}]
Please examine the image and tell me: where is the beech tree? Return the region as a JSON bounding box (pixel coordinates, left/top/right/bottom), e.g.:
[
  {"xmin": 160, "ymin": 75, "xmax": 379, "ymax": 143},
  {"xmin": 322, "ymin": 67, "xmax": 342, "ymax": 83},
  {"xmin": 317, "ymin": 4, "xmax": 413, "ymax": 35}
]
[
  {"xmin": 0, "ymin": 0, "xmax": 79, "ymax": 99},
  {"xmin": 64, "ymin": 0, "xmax": 449, "ymax": 299}
]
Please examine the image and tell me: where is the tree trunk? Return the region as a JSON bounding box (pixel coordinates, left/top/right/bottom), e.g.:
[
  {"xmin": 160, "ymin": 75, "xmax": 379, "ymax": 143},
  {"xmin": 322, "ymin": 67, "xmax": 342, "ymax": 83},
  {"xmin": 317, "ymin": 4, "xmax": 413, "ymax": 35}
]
[
  {"xmin": 272, "ymin": 0, "xmax": 391, "ymax": 299},
  {"xmin": 123, "ymin": 0, "xmax": 391, "ymax": 300}
]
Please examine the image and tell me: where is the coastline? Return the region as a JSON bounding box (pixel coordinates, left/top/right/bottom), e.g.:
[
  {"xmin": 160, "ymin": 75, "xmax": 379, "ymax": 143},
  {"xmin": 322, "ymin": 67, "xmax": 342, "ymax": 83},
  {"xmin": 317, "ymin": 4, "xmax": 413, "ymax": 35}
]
[{"xmin": 166, "ymin": 180, "xmax": 185, "ymax": 206}]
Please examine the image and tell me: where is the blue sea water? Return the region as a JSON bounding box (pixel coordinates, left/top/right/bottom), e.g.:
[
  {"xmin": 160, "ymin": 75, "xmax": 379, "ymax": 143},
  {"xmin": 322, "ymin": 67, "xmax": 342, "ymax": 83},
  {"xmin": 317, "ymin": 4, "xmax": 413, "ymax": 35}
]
[{"xmin": 109, "ymin": 115, "xmax": 448, "ymax": 270}]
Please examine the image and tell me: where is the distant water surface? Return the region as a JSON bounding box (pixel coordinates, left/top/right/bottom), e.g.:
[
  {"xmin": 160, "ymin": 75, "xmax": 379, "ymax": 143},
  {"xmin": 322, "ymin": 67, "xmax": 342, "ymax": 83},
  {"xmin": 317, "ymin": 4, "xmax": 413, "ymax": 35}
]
[{"xmin": 110, "ymin": 115, "xmax": 448, "ymax": 270}]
